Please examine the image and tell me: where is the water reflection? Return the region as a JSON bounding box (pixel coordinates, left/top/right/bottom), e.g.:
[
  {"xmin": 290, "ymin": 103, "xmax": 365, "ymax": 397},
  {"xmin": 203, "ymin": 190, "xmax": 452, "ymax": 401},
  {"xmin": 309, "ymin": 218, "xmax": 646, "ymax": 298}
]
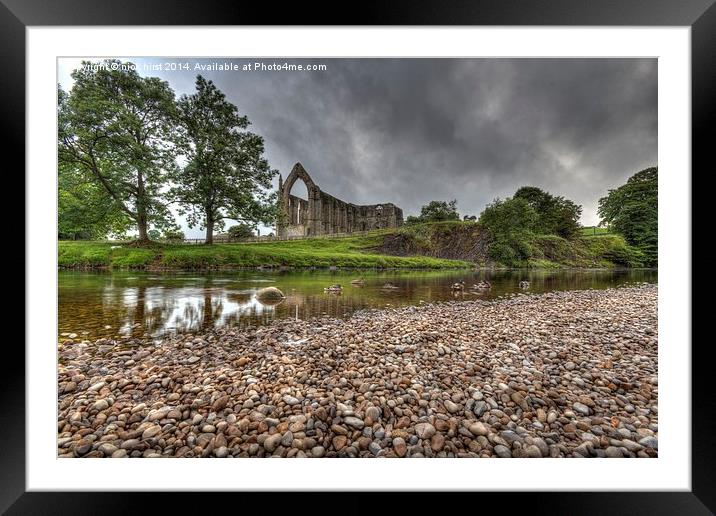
[{"xmin": 58, "ymin": 268, "xmax": 657, "ymax": 341}]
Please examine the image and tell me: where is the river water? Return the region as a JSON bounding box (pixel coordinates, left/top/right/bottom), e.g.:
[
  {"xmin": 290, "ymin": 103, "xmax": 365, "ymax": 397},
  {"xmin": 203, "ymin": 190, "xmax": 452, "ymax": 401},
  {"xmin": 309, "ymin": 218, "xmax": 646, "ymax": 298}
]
[{"xmin": 58, "ymin": 269, "xmax": 657, "ymax": 341}]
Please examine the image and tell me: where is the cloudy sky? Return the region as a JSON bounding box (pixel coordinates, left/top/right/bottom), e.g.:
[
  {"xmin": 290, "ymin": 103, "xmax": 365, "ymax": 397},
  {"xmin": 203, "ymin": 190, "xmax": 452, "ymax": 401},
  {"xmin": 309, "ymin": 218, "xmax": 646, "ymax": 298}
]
[{"xmin": 58, "ymin": 58, "xmax": 657, "ymax": 236}]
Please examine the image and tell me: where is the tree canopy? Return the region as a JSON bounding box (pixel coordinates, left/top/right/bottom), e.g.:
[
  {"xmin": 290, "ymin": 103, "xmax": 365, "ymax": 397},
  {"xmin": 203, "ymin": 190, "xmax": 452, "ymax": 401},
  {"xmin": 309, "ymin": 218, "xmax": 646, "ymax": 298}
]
[
  {"xmin": 58, "ymin": 65, "xmax": 278, "ymax": 245},
  {"xmin": 58, "ymin": 62, "xmax": 179, "ymax": 241},
  {"xmin": 598, "ymin": 167, "xmax": 657, "ymax": 266},
  {"xmin": 514, "ymin": 186, "xmax": 582, "ymax": 238},
  {"xmin": 477, "ymin": 186, "xmax": 583, "ymax": 265},
  {"xmin": 170, "ymin": 75, "xmax": 277, "ymax": 244},
  {"xmin": 479, "ymin": 197, "xmax": 539, "ymax": 264},
  {"xmin": 406, "ymin": 199, "xmax": 460, "ymax": 224},
  {"xmin": 58, "ymin": 161, "xmax": 132, "ymax": 240}
]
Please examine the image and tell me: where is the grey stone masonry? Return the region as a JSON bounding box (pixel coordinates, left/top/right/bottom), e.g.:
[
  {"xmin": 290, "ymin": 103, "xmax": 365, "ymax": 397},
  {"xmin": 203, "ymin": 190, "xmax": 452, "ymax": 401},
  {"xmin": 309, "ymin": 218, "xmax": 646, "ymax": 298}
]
[{"xmin": 277, "ymin": 163, "xmax": 403, "ymax": 237}]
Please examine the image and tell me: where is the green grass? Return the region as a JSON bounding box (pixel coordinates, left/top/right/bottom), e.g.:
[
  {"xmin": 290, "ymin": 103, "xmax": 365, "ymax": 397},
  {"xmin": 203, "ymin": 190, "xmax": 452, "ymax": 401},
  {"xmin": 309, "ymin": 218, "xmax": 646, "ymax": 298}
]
[
  {"xmin": 59, "ymin": 222, "xmax": 647, "ymax": 270},
  {"xmin": 528, "ymin": 233, "xmax": 645, "ymax": 268},
  {"xmin": 58, "ymin": 233, "xmax": 471, "ymax": 270},
  {"xmin": 58, "ymin": 241, "xmax": 158, "ymax": 268},
  {"xmin": 581, "ymin": 226, "xmax": 610, "ymax": 236}
]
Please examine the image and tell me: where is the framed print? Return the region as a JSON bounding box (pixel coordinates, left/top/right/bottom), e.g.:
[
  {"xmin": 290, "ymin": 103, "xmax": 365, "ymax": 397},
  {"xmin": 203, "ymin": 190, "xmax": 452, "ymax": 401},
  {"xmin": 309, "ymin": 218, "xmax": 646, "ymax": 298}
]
[{"xmin": 5, "ymin": 0, "xmax": 712, "ymax": 512}]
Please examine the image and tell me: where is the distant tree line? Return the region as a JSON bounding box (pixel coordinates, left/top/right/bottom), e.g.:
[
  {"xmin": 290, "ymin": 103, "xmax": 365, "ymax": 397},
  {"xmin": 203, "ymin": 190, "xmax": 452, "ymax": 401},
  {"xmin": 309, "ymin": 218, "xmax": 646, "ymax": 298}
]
[
  {"xmin": 407, "ymin": 168, "xmax": 656, "ymax": 267},
  {"xmin": 405, "ymin": 200, "xmax": 460, "ymax": 224},
  {"xmin": 58, "ymin": 59, "xmax": 276, "ymax": 245}
]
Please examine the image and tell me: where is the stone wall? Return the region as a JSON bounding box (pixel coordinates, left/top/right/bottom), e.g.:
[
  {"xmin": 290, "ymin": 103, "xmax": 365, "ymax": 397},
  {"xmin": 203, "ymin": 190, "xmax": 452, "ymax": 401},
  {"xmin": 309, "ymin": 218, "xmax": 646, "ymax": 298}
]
[{"xmin": 277, "ymin": 163, "xmax": 404, "ymax": 238}]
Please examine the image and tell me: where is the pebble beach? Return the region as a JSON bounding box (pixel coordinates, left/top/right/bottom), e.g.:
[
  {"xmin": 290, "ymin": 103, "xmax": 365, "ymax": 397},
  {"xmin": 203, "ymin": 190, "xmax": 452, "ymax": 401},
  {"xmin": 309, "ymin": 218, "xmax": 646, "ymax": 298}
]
[{"xmin": 57, "ymin": 284, "xmax": 658, "ymax": 458}]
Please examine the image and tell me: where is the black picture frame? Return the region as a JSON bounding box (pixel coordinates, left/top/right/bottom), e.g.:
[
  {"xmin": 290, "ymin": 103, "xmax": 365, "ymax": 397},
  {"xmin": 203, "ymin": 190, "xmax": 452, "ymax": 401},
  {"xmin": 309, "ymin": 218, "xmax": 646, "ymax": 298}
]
[{"xmin": 5, "ymin": 0, "xmax": 710, "ymax": 512}]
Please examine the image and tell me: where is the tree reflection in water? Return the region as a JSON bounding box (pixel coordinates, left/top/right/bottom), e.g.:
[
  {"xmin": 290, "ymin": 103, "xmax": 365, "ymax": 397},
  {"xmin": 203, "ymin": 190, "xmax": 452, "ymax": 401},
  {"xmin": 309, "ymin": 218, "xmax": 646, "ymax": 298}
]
[{"xmin": 58, "ymin": 269, "xmax": 658, "ymax": 341}]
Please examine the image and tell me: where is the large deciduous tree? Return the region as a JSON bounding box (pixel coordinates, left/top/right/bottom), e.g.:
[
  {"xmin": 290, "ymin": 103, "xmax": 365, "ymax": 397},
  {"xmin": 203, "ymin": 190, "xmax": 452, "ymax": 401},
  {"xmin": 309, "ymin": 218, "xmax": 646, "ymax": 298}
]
[
  {"xmin": 514, "ymin": 186, "xmax": 582, "ymax": 239},
  {"xmin": 58, "ymin": 63, "xmax": 178, "ymax": 243},
  {"xmin": 598, "ymin": 167, "xmax": 658, "ymax": 266},
  {"xmin": 171, "ymin": 75, "xmax": 276, "ymax": 244}
]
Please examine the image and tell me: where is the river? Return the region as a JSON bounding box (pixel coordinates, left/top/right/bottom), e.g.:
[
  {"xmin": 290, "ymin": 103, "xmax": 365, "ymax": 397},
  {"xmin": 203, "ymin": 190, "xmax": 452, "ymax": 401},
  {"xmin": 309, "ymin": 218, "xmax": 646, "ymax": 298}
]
[{"xmin": 58, "ymin": 268, "xmax": 657, "ymax": 341}]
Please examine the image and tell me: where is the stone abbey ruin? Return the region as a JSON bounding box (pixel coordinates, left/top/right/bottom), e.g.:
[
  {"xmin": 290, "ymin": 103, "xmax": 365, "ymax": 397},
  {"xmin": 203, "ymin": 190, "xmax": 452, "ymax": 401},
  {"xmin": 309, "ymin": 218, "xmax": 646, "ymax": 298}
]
[{"xmin": 277, "ymin": 163, "xmax": 404, "ymax": 238}]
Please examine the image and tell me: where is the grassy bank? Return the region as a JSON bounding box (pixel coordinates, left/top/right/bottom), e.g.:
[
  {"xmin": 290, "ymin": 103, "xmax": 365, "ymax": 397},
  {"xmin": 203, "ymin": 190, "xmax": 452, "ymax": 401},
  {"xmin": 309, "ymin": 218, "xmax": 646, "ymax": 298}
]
[
  {"xmin": 372, "ymin": 221, "xmax": 646, "ymax": 269},
  {"xmin": 58, "ymin": 234, "xmax": 472, "ymax": 270},
  {"xmin": 580, "ymin": 226, "xmax": 610, "ymax": 237},
  {"xmin": 528, "ymin": 233, "xmax": 645, "ymax": 268},
  {"xmin": 58, "ymin": 222, "xmax": 647, "ymax": 270}
]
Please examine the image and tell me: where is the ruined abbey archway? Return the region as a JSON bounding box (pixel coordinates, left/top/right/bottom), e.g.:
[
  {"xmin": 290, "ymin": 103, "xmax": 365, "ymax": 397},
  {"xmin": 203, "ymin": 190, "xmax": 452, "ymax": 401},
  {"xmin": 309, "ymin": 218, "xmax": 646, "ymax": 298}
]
[{"xmin": 277, "ymin": 163, "xmax": 404, "ymax": 238}]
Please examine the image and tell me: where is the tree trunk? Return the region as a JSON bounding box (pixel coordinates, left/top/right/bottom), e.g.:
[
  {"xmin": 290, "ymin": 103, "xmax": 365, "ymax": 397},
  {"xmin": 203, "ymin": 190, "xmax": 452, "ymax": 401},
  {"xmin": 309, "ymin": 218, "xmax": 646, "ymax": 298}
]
[
  {"xmin": 136, "ymin": 171, "xmax": 150, "ymax": 243},
  {"xmin": 205, "ymin": 218, "xmax": 214, "ymax": 245},
  {"xmin": 137, "ymin": 219, "xmax": 149, "ymax": 242}
]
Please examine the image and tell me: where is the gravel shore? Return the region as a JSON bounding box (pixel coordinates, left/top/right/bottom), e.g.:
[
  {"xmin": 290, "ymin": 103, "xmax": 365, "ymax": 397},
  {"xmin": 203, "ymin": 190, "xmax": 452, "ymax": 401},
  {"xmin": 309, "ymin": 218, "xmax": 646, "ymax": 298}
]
[{"xmin": 58, "ymin": 284, "xmax": 658, "ymax": 458}]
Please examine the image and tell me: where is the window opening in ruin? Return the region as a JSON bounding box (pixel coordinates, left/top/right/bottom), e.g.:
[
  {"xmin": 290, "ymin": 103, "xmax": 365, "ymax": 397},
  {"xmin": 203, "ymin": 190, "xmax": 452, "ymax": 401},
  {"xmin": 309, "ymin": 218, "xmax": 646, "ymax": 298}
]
[{"xmin": 290, "ymin": 178, "xmax": 309, "ymax": 225}]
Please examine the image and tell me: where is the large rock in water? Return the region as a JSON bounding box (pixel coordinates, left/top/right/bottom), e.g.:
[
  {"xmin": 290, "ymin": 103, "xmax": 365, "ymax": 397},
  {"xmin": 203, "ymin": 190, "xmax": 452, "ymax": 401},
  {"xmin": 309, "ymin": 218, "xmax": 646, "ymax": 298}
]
[{"xmin": 255, "ymin": 287, "xmax": 285, "ymax": 303}]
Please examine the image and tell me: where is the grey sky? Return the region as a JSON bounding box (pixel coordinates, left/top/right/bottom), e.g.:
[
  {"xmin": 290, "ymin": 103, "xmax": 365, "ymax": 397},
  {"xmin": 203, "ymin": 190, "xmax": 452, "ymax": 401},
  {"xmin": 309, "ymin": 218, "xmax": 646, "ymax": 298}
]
[{"xmin": 58, "ymin": 57, "xmax": 657, "ymax": 236}]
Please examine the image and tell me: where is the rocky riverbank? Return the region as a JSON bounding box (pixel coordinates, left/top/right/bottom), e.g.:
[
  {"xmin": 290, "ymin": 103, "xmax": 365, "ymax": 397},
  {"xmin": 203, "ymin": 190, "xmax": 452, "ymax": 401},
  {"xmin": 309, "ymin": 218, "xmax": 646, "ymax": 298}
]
[{"xmin": 58, "ymin": 284, "xmax": 658, "ymax": 458}]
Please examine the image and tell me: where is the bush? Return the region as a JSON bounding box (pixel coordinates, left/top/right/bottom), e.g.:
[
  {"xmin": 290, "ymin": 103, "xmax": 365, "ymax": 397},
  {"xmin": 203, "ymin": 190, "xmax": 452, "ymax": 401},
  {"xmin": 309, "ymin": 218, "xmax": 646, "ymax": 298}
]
[
  {"xmin": 58, "ymin": 230, "xmax": 93, "ymax": 241},
  {"xmin": 489, "ymin": 242, "xmax": 519, "ymax": 265},
  {"xmin": 479, "ymin": 197, "xmax": 538, "ymax": 266},
  {"xmin": 228, "ymin": 224, "xmax": 255, "ymax": 241},
  {"xmin": 163, "ymin": 230, "xmax": 185, "ymax": 243},
  {"xmin": 603, "ymin": 247, "xmax": 643, "ymax": 267}
]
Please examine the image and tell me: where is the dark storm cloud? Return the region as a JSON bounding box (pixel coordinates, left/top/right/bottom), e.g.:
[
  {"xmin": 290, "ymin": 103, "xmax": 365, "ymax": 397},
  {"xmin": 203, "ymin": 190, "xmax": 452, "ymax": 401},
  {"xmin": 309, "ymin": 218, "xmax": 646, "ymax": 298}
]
[{"xmin": 60, "ymin": 57, "xmax": 657, "ymax": 227}]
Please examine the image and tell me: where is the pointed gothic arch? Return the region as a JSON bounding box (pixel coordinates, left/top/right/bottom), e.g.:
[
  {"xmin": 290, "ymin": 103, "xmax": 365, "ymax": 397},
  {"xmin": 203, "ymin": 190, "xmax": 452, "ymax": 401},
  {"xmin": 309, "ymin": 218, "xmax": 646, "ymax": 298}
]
[{"xmin": 281, "ymin": 163, "xmax": 318, "ymax": 206}]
